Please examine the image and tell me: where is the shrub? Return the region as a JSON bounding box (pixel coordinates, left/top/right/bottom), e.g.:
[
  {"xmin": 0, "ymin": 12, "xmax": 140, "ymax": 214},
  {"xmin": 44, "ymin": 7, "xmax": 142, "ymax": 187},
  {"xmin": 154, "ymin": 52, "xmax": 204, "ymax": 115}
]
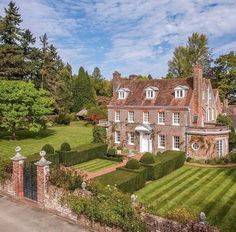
[
  {"xmin": 166, "ymin": 207, "xmax": 197, "ymax": 224},
  {"xmin": 102, "ymin": 155, "xmax": 123, "ymax": 162},
  {"xmin": 140, "ymin": 152, "xmax": 155, "ymax": 164},
  {"xmin": 60, "ymin": 142, "xmax": 71, "ymax": 151},
  {"xmin": 107, "ymin": 147, "xmax": 116, "ymax": 157},
  {"xmin": 26, "ymin": 152, "xmax": 59, "ymax": 165},
  {"xmin": 186, "ymin": 157, "xmax": 192, "ymax": 162},
  {"xmin": 66, "ymin": 185, "xmax": 147, "ymax": 232},
  {"xmin": 87, "ymin": 106, "xmax": 107, "ymax": 123},
  {"xmin": 0, "ymin": 157, "xmax": 12, "ymax": 183},
  {"xmin": 41, "ymin": 144, "xmax": 54, "ymax": 155},
  {"xmin": 93, "ymin": 125, "xmax": 107, "ymax": 143},
  {"xmin": 125, "ymin": 159, "xmax": 140, "ymax": 170},
  {"xmin": 49, "ymin": 167, "xmax": 83, "ymax": 191},
  {"xmin": 141, "ymin": 150, "xmax": 185, "ymax": 180},
  {"xmin": 59, "ymin": 143, "xmax": 107, "ymax": 166},
  {"xmin": 228, "ymin": 152, "xmax": 236, "ymax": 163},
  {"xmin": 55, "ymin": 113, "xmax": 72, "ymax": 125}
]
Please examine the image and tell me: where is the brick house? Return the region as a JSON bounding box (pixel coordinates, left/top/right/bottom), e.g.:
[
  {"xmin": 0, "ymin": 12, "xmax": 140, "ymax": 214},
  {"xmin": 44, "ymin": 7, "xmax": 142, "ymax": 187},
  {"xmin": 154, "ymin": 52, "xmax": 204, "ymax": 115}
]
[{"xmin": 107, "ymin": 65, "xmax": 230, "ymax": 159}]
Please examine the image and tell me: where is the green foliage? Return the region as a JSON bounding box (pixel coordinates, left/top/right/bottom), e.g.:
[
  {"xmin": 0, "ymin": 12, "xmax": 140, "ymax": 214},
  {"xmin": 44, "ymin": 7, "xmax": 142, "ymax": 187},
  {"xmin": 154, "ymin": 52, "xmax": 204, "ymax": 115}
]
[
  {"xmin": 228, "ymin": 152, "xmax": 236, "ymax": 163},
  {"xmin": 59, "ymin": 143, "xmax": 107, "ymax": 166},
  {"xmin": 125, "ymin": 159, "xmax": 140, "ymax": 170},
  {"xmin": 0, "ymin": 80, "xmax": 53, "ymax": 139},
  {"xmin": 167, "ymin": 32, "xmax": 211, "ymax": 78},
  {"xmin": 212, "ymin": 51, "xmax": 236, "ymax": 103},
  {"xmin": 92, "ymin": 125, "xmax": 107, "ymax": 143},
  {"xmin": 141, "ymin": 150, "xmax": 185, "ymax": 180},
  {"xmin": 42, "ymin": 144, "xmax": 54, "ymax": 155},
  {"xmin": 140, "ymin": 152, "xmax": 156, "ymax": 164},
  {"xmin": 55, "ymin": 113, "xmax": 72, "ymax": 125},
  {"xmin": 72, "ymin": 67, "xmax": 96, "ymax": 112},
  {"xmin": 60, "ymin": 142, "xmax": 71, "ymax": 151},
  {"xmin": 87, "ymin": 106, "xmax": 107, "ymax": 123},
  {"xmin": 66, "ymin": 185, "xmax": 147, "ymax": 232},
  {"xmin": 49, "ymin": 167, "xmax": 83, "ymax": 191},
  {"xmin": 0, "ymin": 157, "xmax": 12, "ymax": 183},
  {"xmin": 25, "ymin": 152, "xmax": 59, "ymax": 165},
  {"xmin": 107, "ymin": 147, "xmax": 117, "ymax": 157},
  {"xmin": 97, "ymin": 167, "xmax": 147, "ymax": 193},
  {"xmin": 102, "ymin": 155, "xmax": 123, "ymax": 162},
  {"xmin": 166, "ymin": 208, "xmax": 197, "ymax": 224}
]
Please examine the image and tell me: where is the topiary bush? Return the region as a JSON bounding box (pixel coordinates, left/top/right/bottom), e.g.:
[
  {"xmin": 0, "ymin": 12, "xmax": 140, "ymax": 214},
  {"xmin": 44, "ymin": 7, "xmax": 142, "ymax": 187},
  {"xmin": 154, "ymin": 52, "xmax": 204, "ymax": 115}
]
[
  {"xmin": 107, "ymin": 147, "xmax": 116, "ymax": 157},
  {"xmin": 42, "ymin": 144, "xmax": 54, "ymax": 155},
  {"xmin": 60, "ymin": 142, "xmax": 71, "ymax": 151},
  {"xmin": 93, "ymin": 125, "xmax": 107, "ymax": 143},
  {"xmin": 125, "ymin": 159, "xmax": 140, "ymax": 170},
  {"xmin": 140, "ymin": 152, "xmax": 155, "ymax": 164}
]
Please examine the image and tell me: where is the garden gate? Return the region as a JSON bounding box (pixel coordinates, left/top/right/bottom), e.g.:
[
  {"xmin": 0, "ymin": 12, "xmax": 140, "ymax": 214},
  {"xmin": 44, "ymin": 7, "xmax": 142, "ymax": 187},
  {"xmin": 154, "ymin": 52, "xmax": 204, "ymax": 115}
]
[{"xmin": 23, "ymin": 162, "xmax": 37, "ymax": 201}]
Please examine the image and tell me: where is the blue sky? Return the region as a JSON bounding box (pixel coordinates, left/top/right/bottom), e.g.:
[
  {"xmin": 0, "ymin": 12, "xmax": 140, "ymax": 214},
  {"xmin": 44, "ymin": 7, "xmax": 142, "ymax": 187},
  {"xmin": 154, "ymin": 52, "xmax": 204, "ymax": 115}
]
[{"xmin": 0, "ymin": 0, "xmax": 236, "ymax": 79}]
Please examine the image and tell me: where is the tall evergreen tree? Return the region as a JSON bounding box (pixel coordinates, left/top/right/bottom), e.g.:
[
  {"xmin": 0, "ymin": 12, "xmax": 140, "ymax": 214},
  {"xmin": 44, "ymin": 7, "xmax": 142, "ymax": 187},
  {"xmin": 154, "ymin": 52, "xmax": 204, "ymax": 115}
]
[
  {"xmin": 73, "ymin": 67, "xmax": 96, "ymax": 112},
  {"xmin": 167, "ymin": 33, "xmax": 212, "ymax": 78}
]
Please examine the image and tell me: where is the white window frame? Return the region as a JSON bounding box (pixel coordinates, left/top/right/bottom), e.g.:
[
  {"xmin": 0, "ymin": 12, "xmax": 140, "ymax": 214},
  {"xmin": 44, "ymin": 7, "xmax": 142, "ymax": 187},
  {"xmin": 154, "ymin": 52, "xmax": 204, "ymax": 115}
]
[
  {"xmin": 211, "ymin": 108, "xmax": 215, "ymax": 120},
  {"xmin": 175, "ymin": 89, "xmax": 185, "ymax": 98},
  {"xmin": 128, "ymin": 111, "xmax": 134, "ymax": 123},
  {"xmin": 146, "ymin": 90, "xmax": 155, "ymax": 99},
  {"xmin": 216, "ymin": 139, "xmax": 224, "ymax": 157},
  {"xmin": 158, "ymin": 135, "xmax": 165, "ymax": 149},
  {"xmin": 118, "ymin": 91, "xmax": 126, "ymax": 99},
  {"xmin": 172, "ymin": 112, "xmax": 180, "ymax": 126},
  {"xmin": 173, "ymin": 136, "xmax": 180, "ymax": 150},
  {"xmin": 143, "ymin": 112, "xmax": 149, "ymax": 124},
  {"xmin": 115, "ymin": 111, "xmax": 120, "ymax": 122},
  {"xmin": 158, "ymin": 112, "xmax": 165, "ymax": 125},
  {"xmin": 115, "ymin": 131, "xmax": 121, "ymax": 144},
  {"xmin": 128, "ymin": 132, "xmax": 135, "ymax": 145}
]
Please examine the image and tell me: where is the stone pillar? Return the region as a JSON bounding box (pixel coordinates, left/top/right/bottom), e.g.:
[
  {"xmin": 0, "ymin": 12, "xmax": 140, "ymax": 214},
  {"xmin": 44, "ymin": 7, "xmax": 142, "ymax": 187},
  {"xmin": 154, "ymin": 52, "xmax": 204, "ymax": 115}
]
[
  {"xmin": 35, "ymin": 151, "xmax": 51, "ymax": 206},
  {"xmin": 11, "ymin": 146, "xmax": 26, "ymax": 199}
]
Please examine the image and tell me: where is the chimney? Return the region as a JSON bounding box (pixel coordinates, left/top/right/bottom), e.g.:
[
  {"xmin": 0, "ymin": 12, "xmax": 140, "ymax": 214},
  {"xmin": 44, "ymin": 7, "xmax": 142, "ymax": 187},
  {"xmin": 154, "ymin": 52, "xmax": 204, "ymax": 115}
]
[
  {"xmin": 112, "ymin": 71, "xmax": 121, "ymax": 94},
  {"xmin": 129, "ymin": 74, "xmax": 138, "ymax": 80},
  {"xmin": 193, "ymin": 64, "xmax": 204, "ymax": 127}
]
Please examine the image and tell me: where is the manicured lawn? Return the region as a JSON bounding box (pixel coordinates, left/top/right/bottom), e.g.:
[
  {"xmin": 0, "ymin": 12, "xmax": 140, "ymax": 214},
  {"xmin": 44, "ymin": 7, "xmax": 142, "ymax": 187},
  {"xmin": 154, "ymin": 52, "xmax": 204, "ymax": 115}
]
[
  {"xmin": 136, "ymin": 165, "xmax": 236, "ymax": 232},
  {"xmin": 0, "ymin": 122, "xmax": 93, "ymax": 159},
  {"xmin": 72, "ymin": 158, "xmax": 118, "ymax": 172}
]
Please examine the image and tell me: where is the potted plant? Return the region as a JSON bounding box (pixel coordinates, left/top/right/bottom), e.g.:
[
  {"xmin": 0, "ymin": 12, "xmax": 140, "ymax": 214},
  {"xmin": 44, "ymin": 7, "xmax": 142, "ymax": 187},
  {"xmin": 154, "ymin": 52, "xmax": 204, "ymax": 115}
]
[{"xmin": 116, "ymin": 146, "xmax": 123, "ymax": 155}]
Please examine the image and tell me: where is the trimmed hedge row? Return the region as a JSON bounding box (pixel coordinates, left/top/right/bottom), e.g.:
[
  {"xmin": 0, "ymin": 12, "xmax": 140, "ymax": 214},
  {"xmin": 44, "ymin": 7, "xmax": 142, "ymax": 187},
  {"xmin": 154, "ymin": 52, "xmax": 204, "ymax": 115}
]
[
  {"xmin": 141, "ymin": 150, "xmax": 185, "ymax": 180},
  {"xmin": 59, "ymin": 143, "xmax": 108, "ymax": 166},
  {"xmin": 101, "ymin": 155, "xmax": 123, "ymax": 162},
  {"xmin": 26, "ymin": 152, "xmax": 60, "ymax": 165}
]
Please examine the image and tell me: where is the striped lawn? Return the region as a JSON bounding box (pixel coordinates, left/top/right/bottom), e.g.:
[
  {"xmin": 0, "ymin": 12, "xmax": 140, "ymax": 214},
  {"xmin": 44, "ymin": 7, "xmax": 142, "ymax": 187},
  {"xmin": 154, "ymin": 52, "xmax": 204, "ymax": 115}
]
[
  {"xmin": 72, "ymin": 159, "xmax": 118, "ymax": 172},
  {"xmin": 136, "ymin": 165, "xmax": 236, "ymax": 232}
]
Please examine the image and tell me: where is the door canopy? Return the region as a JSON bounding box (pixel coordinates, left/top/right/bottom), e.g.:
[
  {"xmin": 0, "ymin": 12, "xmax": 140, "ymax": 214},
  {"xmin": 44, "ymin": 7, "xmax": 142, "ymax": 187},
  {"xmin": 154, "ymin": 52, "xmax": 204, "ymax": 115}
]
[{"xmin": 135, "ymin": 124, "xmax": 152, "ymax": 133}]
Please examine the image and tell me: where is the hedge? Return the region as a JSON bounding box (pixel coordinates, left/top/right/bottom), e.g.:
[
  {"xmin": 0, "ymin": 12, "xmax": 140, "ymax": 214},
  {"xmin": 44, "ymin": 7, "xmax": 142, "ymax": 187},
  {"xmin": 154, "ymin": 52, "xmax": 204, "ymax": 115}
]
[
  {"xmin": 101, "ymin": 156, "xmax": 123, "ymax": 162},
  {"xmin": 141, "ymin": 150, "xmax": 185, "ymax": 180},
  {"xmin": 59, "ymin": 143, "xmax": 108, "ymax": 166},
  {"xmin": 97, "ymin": 166, "xmax": 147, "ymax": 193},
  {"xmin": 25, "ymin": 152, "xmax": 60, "ymax": 166}
]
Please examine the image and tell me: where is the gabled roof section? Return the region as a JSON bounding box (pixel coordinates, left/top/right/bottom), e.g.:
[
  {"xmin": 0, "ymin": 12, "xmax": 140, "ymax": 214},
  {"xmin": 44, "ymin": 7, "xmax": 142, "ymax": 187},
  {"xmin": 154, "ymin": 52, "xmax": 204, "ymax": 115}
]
[
  {"xmin": 109, "ymin": 77, "xmax": 194, "ymax": 107},
  {"xmin": 118, "ymin": 87, "xmax": 130, "ymax": 92},
  {"xmin": 145, "ymin": 86, "xmax": 159, "ymax": 91},
  {"xmin": 174, "ymin": 85, "xmax": 189, "ymax": 90}
]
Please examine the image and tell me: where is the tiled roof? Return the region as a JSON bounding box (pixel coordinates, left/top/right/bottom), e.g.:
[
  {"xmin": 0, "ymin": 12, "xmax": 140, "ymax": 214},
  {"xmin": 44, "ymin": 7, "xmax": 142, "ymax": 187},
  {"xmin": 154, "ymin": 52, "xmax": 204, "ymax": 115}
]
[{"xmin": 109, "ymin": 77, "xmax": 194, "ymax": 107}]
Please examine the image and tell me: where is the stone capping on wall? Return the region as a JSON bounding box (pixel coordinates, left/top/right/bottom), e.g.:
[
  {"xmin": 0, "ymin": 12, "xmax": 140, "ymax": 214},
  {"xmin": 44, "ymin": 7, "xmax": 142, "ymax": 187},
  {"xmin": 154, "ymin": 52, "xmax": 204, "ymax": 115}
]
[{"xmin": 143, "ymin": 214, "xmax": 219, "ymax": 232}]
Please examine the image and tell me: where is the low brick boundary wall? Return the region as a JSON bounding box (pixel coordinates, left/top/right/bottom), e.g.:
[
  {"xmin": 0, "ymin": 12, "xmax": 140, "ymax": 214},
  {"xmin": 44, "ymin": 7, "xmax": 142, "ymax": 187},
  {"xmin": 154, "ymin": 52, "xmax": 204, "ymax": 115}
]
[
  {"xmin": 144, "ymin": 214, "xmax": 219, "ymax": 232},
  {"xmin": 0, "ymin": 179, "xmax": 15, "ymax": 196}
]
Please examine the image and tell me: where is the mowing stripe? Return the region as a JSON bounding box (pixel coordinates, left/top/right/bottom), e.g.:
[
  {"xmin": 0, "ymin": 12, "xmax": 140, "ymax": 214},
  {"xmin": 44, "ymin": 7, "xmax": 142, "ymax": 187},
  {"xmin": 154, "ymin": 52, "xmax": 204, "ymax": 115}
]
[
  {"xmin": 76, "ymin": 159, "xmax": 109, "ymax": 168},
  {"xmin": 86, "ymin": 162, "xmax": 116, "ymax": 172},
  {"xmin": 158, "ymin": 168, "xmax": 221, "ymax": 212},
  {"xmin": 142, "ymin": 167, "xmax": 202, "ymax": 204},
  {"xmin": 138, "ymin": 166, "xmax": 193, "ymax": 197},
  {"xmin": 184, "ymin": 168, "xmax": 235, "ymax": 211},
  {"xmin": 150, "ymin": 168, "xmax": 210, "ymax": 209},
  {"xmin": 77, "ymin": 160, "xmax": 115, "ymax": 169}
]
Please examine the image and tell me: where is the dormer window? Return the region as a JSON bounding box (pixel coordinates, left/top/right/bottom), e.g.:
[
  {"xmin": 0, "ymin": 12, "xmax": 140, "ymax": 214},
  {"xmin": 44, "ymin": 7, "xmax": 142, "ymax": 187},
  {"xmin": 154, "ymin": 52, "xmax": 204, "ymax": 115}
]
[
  {"xmin": 145, "ymin": 86, "xmax": 159, "ymax": 99},
  {"xmin": 118, "ymin": 88, "xmax": 130, "ymax": 100},
  {"xmin": 174, "ymin": 85, "xmax": 189, "ymax": 99}
]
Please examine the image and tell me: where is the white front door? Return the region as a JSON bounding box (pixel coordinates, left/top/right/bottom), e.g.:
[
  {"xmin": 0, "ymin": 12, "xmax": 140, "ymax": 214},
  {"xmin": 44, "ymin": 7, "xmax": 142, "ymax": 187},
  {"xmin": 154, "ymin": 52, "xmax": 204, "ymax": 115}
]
[{"xmin": 140, "ymin": 133, "xmax": 152, "ymax": 153}]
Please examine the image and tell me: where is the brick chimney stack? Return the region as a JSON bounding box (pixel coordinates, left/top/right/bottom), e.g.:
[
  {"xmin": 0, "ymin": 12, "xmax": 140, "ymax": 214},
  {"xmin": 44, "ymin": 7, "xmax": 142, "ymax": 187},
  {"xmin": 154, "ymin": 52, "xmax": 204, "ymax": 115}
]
[
  {"xmin": 112, "ymin": 71, "xmax": 121, "ymax": 94},
  {"xmin": 193, "ymin": 64, "xmax": 204, "ymax": 127}
]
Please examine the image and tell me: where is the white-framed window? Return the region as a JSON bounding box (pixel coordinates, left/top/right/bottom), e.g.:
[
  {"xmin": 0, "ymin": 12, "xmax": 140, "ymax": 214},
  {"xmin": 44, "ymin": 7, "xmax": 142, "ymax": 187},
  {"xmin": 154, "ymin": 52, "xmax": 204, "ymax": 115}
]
[
  {"xmin": 216, "ymin": 139, "xmax": 224, "ymax": 157},
  {"xmin": 146, "ymin": 90, "xmax": 155, "ymax": 99},
  {"xmin": 211, "ymin": 108, "xmax": 215, "ymax": 120},
  {"xmin": 172, "ymin": 112, "xmax": 180, "ymax": 125},
  {"xmin": 158, "ymin": 135, "xmax": 165, "ymax": 148},
  {"xmin": 192, "ymin": 142, "xmax": 200, "ymax": 151},
  {"xmin": 128, "ymin": 111, "xmax": 134, "ymax": 123},
  {"xmin": 115, "ymin": 131, "xmax": 121, "ymax": 144},
  {"xmin": 115, "ymin": 111, "xmax": 120, "ymax": 122},
  {"xmin": 207, "ymin": 108, "xmax": 210, "ymax": 122},
  {"xmin": 118, "ymin": 91, "xmax": 126, "ymax": 99},
  {"xmin": 202, "ymin": 90, "xmax": 205, "ymax": 100},
  {"xmin": 128, "ymin": 132, "xmax": 135, "ymax": 145},
  {"xmin": 158, "ymin": 112, "xmax": 165, "ymax": 124},
  {"xmin": 173, "ymin": 136, "xmax": 180, "ymax": 150},
  {"xmin": 143, "ymin": 112, "xmax": 149, "ymax": 124},
  {"xmin": 175, "ymin": 89, "xmax": 185, "ymax": 98}
]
